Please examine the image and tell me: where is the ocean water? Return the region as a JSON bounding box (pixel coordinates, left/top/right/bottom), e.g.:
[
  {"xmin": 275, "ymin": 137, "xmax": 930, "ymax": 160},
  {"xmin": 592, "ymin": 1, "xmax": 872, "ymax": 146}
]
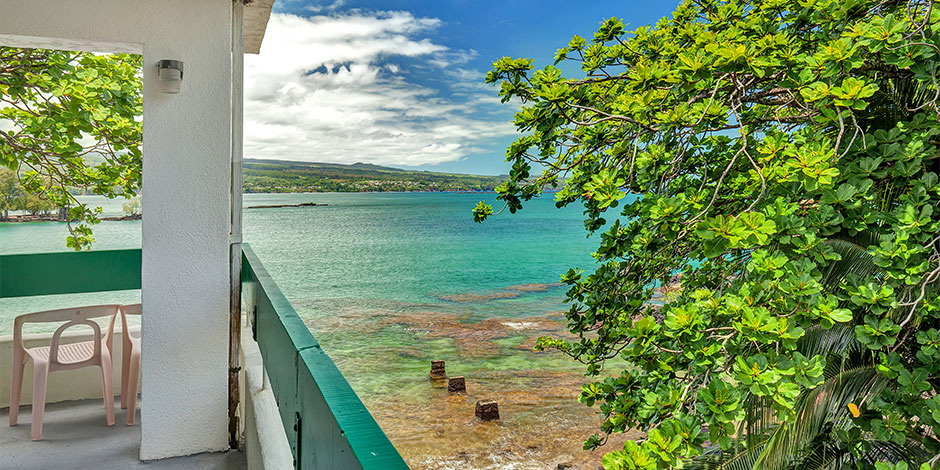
[{"xmin": 0, "ymin": 192, "xmax": 636, "ymax": 469}]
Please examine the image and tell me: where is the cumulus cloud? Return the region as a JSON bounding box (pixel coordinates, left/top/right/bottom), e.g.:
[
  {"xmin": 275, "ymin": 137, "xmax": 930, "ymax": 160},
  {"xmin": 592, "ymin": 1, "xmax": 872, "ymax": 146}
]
[{"xmin": 244, "ymin": 11, "xmax": 515, "ymax": 167}]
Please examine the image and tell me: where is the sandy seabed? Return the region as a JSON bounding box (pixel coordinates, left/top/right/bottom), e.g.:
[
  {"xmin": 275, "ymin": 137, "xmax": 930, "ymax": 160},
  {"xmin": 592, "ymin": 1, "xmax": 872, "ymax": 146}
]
[{"xmin": 305, "ymin": 295, "xmax": 642, "ymax": 470}]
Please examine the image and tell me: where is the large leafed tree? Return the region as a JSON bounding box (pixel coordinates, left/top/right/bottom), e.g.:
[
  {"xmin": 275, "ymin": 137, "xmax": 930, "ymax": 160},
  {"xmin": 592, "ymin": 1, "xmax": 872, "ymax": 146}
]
[
  {"xmin": 0, "ymin": 47, "xmax": 142, "ymax": 249},
  {"xmin": 478, "ymin": 1, "xmax": 940, "ymax": 468}
]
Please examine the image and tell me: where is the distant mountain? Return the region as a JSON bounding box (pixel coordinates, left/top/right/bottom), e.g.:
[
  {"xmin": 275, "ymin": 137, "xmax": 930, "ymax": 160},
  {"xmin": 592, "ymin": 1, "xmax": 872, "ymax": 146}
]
[{"xmin": 242, "ymin": 158, "xmax": 506, "ymax": 193}]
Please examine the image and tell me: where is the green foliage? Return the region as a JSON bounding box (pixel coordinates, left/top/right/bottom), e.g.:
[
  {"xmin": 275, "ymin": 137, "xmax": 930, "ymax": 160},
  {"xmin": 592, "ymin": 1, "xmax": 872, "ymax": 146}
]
[
  {"xmin": 0, "ymin": 167, "xmax": 59, "ymax": 217},
  {"xmin": 0, "ymin": 47, "xmax": 142, "ymax": 249},
  {"xmin": 22, "ymin": 192, "xmax": 55, "ymax": 216},
  {"xmin": 0, "ymin": 168, "xmax": 25, "ymax": 217},
  {"xmin": 689, "ymin": 325, "xmax": 930, "ymax": 470},
  {"xmin": 481, "ymin": 0, "xmax": 940, "ymax": 468},
  {"xmin": 122, "ymin": 196, "xmax": 141, "ymax": 216}
]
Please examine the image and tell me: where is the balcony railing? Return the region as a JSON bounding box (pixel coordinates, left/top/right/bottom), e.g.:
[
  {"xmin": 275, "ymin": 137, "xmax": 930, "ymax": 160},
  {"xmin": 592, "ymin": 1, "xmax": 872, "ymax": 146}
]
[
  {"xmin": 241, "ymin": 244, "xmax": 408, "ymax": 469},
  {"xmin": 0, "ymin": 249, "xmax": 143, "ymax": 297},
  {"xmin": 0, "ymin": 247, "xmax": 408, "ymax": 469}
]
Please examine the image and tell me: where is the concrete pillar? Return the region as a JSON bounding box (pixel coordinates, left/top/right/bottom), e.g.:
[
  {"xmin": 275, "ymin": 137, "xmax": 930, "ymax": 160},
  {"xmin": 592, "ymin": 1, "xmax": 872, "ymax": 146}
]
[{"xmin": 138, "ymin": 3, "xmax": 233, "ymax": 459}]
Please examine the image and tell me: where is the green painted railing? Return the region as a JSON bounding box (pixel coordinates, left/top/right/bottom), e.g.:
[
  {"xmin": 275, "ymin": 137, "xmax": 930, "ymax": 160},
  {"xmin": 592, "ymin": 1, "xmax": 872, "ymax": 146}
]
[
  {"xmin": 0, "ymin": 249, "xmax": 142, "ymax": 298},
  {"xmin": 241, "ymin": 244, "xmax": 409, "ymax": 470}
]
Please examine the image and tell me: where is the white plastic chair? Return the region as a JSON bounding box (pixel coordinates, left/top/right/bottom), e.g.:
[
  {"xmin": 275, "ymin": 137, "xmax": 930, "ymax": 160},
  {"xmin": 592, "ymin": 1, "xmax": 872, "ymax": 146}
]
[
  {"xmin": 9, "ymin": 305, "xmax": 120, "ymax": 440},
  {"xmin": 119, "ymin": 303, "xmax": 142, "ymax": 425}
]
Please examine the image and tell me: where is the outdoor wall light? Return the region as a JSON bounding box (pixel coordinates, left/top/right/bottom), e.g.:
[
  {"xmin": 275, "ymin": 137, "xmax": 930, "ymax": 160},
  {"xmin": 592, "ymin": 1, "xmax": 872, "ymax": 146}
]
[{"xmin": 157, "ymin": 60, "xmax": 184, "ymax": 94}]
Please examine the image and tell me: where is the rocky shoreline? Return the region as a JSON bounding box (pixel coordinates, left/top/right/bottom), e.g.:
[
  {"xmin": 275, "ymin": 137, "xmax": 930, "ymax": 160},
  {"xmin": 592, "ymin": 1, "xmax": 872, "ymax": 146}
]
[
  {"xmin": 245, "ymin": 202, "xmax": 328, "ymax": 209},
  {"xmin": 0, "ymin": 213, "xmax": 142, "ymax": 223},
  {"xmin": 0, "ymin": 200, "xmax": 329, "ymax": 223}
]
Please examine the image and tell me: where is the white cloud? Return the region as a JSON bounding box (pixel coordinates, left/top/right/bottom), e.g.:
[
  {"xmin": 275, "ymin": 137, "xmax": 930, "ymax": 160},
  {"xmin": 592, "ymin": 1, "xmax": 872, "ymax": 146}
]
[
  {"xmin": 304, "ymin": 0, "xmax": 345, "ymax": 13},
  {"xmin": 244, "ymin": 11, "xmax": 515, "ymax": 167}
]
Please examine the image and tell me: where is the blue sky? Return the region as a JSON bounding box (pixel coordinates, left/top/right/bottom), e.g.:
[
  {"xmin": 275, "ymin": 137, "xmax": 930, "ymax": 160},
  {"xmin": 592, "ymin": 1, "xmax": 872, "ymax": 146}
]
[{"xmin": 244, "ymin": 0, "xmax": 679, "ymax": 175}]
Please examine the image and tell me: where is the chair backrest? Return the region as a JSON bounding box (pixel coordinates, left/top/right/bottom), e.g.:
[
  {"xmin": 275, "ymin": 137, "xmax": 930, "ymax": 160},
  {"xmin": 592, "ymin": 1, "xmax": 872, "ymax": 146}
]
[
  {"xmin": 120, "ymin": 303, "xmax": 142, "ymax": 342},
  {"xmin": 122, "ymin": 304, "xmax": 142, "ymax": 316},
  {"xmin": 13, "ymin": 305, "xmax": 121, "ymax": 367}
]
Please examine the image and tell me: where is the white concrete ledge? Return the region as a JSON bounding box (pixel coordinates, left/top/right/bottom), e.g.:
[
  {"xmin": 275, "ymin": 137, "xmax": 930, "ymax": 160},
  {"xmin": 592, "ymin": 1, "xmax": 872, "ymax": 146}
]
[
  {"xmin": 241, "ymin": 326, "xmax": 292, "ymax": 470},
  {"xmin": 0, "ymin": 329, "xmax": 139, "ymax": 408}
]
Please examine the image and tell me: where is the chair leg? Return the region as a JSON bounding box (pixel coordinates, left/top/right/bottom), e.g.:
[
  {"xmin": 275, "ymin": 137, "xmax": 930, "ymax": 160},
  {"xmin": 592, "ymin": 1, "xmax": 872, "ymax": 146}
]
[
  {"xmin": 30, "ymin": 361, "xmax": 49, "ymax": 441},
  {"xmin": 126, "ymin": 350, "xmax": 140, "ymax": 426},
  {"xmin": 101, "ymin": 354, "xmax": 115, "ymax": 427},
  {"xmin": 121, "ymin": 340, "xmax": 130, "ymax": 410},
  {"xmin": 9, "ymin": 350, "xmax": 25, "ymax": 426}
]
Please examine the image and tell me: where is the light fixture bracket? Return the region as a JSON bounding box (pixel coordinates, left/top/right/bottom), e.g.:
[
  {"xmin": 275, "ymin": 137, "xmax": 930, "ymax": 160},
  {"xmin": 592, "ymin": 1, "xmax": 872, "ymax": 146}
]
[
  {"xmin": 157, "ymin": 59, "xmax": 184, "ymax": 94},
  {"xmin": 157, "ymin": 59, "xmax": 184, "ymax": 79}
]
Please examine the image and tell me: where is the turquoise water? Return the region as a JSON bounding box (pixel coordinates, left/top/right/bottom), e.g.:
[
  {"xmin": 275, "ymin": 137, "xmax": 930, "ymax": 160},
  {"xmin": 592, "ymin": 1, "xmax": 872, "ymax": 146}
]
[
  {"xmin": 244, "ymin": 192, "xmax": 593, "ymax": 318},
  {"xmin": 0, "ymin": 192, "xmax": 631, "ymax": 469}
]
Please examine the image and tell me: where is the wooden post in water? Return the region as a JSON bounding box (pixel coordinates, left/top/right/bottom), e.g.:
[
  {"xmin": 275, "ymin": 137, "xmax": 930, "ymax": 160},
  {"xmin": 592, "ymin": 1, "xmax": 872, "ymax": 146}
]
[
  {"xmin": 475, "ymin": 400, "xmax": 499, "ymax": 421},
  {"xmin": 429, "ymin": 360, "xmax": 446, "ymax": 379},
  {"xmin": 447, "ymin": 376, "xmax": 466, "ymax": 393}
]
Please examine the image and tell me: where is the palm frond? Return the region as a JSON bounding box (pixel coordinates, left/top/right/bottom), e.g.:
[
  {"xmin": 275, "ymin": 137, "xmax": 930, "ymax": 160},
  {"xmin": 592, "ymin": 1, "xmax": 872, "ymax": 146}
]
[
  {"xmin": 799, "ymin": 325, "xmax": 862, "ymax": 362},
  {"xmin": 794, "ymin": 441, "xmax": 850, "ymax": 470},
  {"xmin": 860, "ymin": 72, "xmax": 936, "ymax": 132},
  {"xmin": 820, "ymin": 239, "xmax": 884, "ymax": 292},
  {"xmin": 754, "ymin": 364, "xmax": 886, "ymax": 470},
  {"xmin": 687, "ymin": 438, "xmax": 768, "ymax": 470},
  {"xmin": 859, "ymin": 438, "xmax": 931, "ymax": 466}
]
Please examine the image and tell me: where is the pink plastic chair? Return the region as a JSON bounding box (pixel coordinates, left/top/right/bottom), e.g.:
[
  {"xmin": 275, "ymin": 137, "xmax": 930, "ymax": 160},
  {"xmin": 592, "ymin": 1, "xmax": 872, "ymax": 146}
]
[
  {"xmin": 119, "ymin": 303, "xmax": 142, "ymax": 425},
  {"xmin": 9, "ymin": 305, "xmax": 120, "ymax": 440}
]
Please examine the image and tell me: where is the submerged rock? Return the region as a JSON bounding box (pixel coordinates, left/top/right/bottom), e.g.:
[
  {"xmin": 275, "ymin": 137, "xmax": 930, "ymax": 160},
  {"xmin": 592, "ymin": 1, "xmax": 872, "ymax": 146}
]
[{"xmin": 505, "ymin": 282, "xmax": 561, "ymax": 292}]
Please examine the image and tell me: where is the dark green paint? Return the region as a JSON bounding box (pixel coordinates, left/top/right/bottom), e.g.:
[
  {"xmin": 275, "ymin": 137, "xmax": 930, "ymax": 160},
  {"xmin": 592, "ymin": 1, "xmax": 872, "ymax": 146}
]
[
  {"xmin": 0, "ymin": 249, "xmax": 142, "ymax": 298},
  {"xmin": 241, "ymin": 244, "xmax": 409, "ymax": 470}
]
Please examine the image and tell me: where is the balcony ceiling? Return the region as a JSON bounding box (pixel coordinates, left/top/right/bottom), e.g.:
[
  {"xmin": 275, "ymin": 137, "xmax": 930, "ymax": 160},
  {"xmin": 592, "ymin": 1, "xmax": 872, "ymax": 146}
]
[{"xmin": 244, "ymin": 0, "xmax": 275, "ymax": 54}]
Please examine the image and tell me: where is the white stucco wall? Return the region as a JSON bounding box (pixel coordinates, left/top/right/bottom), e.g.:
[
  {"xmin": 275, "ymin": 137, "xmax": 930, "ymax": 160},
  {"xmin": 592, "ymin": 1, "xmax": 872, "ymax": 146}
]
[{"xmin": 1, "ymin": 0, "xmax": 236, "ymax": 460}]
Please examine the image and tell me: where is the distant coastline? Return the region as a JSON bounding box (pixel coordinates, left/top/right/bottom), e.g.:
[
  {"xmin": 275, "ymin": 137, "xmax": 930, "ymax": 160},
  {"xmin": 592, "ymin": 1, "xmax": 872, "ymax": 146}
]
[
  {"xmin": 0, "ymin": 213, "xmax": 141, "ymax": 223},
  {"xmin": 243, "ymin": 158, "xmax": 505, "ymax": 193},
  {"xmin": 243, "ymin": 189, "xmax": 499, "ymax": 194}
]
